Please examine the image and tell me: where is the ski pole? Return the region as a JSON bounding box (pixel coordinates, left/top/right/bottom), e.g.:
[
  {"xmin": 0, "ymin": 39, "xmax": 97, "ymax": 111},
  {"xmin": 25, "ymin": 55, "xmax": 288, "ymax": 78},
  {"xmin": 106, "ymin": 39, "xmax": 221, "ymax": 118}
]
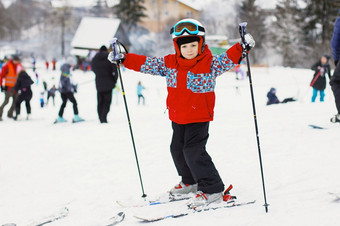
[
  {"xmin": 110, "ymin": 39, "xmax": 147, "ymax": 198},
  {"xmin": 239, "ymin": 22, "xmax": 269, "ymax": 213}
]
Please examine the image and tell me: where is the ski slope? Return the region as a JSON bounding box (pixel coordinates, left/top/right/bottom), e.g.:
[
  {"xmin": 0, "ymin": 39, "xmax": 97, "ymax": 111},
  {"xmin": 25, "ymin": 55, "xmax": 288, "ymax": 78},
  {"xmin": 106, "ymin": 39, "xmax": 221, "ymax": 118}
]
[{"xmin": 0, "ymin": 64, "xmax": 340, "ymax": 225}]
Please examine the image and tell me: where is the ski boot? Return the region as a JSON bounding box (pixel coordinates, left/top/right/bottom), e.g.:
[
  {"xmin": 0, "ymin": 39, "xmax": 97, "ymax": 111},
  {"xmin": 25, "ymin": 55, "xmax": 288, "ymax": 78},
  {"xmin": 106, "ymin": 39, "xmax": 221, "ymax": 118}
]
[
  {"xmin": 330, "ymin": 113, "xmax": 340, "ymax": 123},
  {"xmin": 187, "ymin": 191, "xmax": 223, "ymax": 209},
  {"xmin": 54, "ymin": 116, "xmax": 67, "ymax": 124},
  {"xmin": 72, "ymin": 114, "xmax": 84, "ymax": 123},
  {"xmin": 170, "ymin": 182, "xmax": 197, "ymax": 195}
]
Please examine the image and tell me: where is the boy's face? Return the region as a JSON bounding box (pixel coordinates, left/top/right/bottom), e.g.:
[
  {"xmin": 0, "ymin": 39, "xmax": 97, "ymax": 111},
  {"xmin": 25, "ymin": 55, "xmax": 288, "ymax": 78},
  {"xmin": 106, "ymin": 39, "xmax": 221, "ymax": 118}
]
[{"xmin": 180, "ymin": 41, "xmax": 199, "ymax": 60}]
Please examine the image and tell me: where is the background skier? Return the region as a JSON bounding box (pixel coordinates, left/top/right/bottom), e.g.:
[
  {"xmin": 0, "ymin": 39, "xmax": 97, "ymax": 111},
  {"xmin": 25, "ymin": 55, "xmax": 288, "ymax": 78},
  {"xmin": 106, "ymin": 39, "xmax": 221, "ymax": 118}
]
[
  {"xmin": 13, "ymin": 69, "xmax": 34, "ymax": 120},
  {"xmin": 310, "ymin": 55, "xmax": 331, "ymax": 102},
  {"xmin": 0, "ymin": 55, "xmax": 22, "ymax": 121},
  {"xmin": 137, "ymin": 81, "xmax": 145, "ymax": 105},
  {"xmin": 91, "ymin": 45, "xmax": 118, "ymax": 123},
  {"xmin": 55, "ymin": 56, "xmax": 83, "ymax": 123}
]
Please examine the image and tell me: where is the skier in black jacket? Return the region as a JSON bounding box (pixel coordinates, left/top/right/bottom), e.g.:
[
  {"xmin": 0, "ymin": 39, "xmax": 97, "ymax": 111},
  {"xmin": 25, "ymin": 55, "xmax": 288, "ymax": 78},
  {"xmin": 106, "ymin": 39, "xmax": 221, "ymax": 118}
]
[
  {"xmin": 310, "ymin": 55, "xmax": 331, "ymax": 102},
  {"xmin": 91, "ymin": 45, "xmax": 118, "ymax": 123},
  {"xmin": 14, "ymin": 70, "xmax": 34, "ymax": 120}
]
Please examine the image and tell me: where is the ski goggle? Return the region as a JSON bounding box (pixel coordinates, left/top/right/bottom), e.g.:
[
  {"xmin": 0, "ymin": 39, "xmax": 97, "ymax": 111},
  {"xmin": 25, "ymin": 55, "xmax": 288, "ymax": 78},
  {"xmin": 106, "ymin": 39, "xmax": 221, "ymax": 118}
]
[{"xmin": 170, "ymin": 21, "xmax": 205, "ymax": 36}]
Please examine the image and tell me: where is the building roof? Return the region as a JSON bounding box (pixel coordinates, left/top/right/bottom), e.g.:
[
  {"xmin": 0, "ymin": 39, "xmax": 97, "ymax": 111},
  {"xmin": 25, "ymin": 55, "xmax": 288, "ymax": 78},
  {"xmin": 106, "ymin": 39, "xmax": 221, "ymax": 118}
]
[
  {"xmin": 177, "ymin": 0, "xmax": 203, "ymax": 11},
  {"xmin": 71, "ymin": 17, "xmax": 121, "ymax": 50}
]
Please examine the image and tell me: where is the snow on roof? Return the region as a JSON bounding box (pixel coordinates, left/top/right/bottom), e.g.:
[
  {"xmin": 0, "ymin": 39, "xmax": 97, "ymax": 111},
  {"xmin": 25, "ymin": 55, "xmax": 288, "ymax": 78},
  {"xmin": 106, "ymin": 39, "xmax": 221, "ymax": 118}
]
[
  {"xmin": 70, "ymin": 48, "xmax": 89, "ymax": 57},
  {"xmin": 177, "ymin": 0, "xmax": 204, "ymax": 11},
  {"xmin": 71, "ymin": 17, "xmax": 121, "ymax": 50}
]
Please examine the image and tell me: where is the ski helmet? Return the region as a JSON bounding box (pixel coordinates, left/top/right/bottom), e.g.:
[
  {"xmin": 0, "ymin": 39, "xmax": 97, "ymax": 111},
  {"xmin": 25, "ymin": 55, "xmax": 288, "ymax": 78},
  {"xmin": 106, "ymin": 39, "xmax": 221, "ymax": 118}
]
[{"xmin": 170, "ymin": 19, "xmax": 206, "ymax": 56}]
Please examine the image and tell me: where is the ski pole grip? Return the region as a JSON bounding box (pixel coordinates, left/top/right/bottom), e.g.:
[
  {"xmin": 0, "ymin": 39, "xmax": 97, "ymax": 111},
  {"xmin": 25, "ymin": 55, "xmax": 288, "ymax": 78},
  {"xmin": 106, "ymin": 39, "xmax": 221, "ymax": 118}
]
[
  {"xmin": 239, "ymin": 22, "xmax": 248, "ymax": 44},
  {"xmin": 238, "ymin": 22, "xmax": 248, "ymax": 63}
]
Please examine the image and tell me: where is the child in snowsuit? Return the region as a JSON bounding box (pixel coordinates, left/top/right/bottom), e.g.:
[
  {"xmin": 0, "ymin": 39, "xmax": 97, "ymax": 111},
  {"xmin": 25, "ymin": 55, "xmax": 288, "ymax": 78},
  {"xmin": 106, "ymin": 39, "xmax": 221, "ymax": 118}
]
[
  {"xmin": 266, "ymin": 87, "xmax": 296, "ymax": 105},
  {"xmin": 47, "ymin": 85, "xmax": 57, "ymax": 106},
  {"xmin": 310, "ymin": 55, "xmax": 331, "ymax": 102},
  {"xmin": 55, "ymin": 57, "xmax": 83, "ymax": 123},
  {"xmin": 266, "ymin": 88, "xmax": 280, "ymax": 105},
  {"xmin": 14, "ymin": 70, "xmax": 34, "ymax": 120},
  {"xmin": 108, "ymin": 19, "xmax": 255, "ymax": 208}
]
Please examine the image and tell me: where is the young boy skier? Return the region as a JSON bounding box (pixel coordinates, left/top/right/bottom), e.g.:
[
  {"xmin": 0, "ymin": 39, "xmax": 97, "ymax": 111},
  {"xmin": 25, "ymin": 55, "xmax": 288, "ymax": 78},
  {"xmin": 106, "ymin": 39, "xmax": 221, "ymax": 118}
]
[{"xmin": 108, "ymin": 19, "xmax": 255, "ymax": 208}]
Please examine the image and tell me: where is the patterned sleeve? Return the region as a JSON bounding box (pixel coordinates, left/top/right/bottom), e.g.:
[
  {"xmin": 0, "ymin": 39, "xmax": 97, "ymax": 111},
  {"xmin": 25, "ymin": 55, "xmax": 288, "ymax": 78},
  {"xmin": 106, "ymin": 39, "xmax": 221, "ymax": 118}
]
[
  {"xmin": 140, "ymin": 57, "xmax": 167, "ymax": 77},
  {"xmin": 210, "ymin": 52, "xmax": 236, "ymax": 77}
]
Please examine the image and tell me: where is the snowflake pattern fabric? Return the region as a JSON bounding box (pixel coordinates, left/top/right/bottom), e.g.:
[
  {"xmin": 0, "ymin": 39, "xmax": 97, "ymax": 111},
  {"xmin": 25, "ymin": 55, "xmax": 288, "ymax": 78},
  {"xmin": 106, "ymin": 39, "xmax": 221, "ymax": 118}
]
[
  {"xmin": 187, "ymin": 72, "xmax": 215, "ymax": 93},
  {"xmin": 140, "ymin": 52, "xmax": 235, "ymax": 93}
]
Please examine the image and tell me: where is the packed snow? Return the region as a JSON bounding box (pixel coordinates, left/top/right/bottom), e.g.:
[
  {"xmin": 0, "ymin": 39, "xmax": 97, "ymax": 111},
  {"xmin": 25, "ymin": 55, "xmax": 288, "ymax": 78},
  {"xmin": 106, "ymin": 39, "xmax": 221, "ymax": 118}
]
[{"xmin": 0, "ymin": 62, "xmax": 340, "ymax": 226}]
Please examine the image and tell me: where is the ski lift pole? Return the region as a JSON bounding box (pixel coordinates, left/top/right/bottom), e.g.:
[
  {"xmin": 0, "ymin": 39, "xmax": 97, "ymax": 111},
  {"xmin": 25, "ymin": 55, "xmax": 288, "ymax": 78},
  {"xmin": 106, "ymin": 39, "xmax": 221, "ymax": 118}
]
[
  {"xmin": 110, "ymin": 39, "xmax": 147, "ymax": 198},
  {"xmin": 239, "ymin": 22, "xmax": 269, "ymax": 212}
]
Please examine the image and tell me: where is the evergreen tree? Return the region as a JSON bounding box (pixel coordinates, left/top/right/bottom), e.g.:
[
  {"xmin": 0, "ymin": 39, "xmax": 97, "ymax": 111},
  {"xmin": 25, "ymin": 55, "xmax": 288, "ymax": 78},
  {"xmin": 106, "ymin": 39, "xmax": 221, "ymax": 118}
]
[
  {"xmin": 271, "ymin": 0, "xmax": 303, "ymax": 67},
  {"xmin": 301, "ymin": 0, "xmax": 340, "ymax": 57},
  {"xmin": 0, "ymin": 2, "xmax": 7, "ymax": 39},
  {"xmin": 238, "ymin": 0, "xmax": 267, "ymax": 64},
  {"xmin": 92, "ymin": 0, "xmax": 109, "ymax": 17},
  {"xmin": 113, "ymin": 0, "xmax": 147, "ymax": 31}
]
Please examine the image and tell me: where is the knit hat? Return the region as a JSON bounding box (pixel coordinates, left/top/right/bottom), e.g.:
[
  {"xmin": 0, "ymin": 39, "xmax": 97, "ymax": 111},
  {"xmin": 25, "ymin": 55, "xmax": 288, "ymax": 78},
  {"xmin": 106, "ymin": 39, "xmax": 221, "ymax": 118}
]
[
  {"xmin": 177, "ymin": 36, "xmax": 201, "ymax": 48},
  {"xmin": 323, "ymin": 54, "xmax": 330, "ymax": 60},
  {"xmin": 12, "ymin": 54, "xmax": 21, "ymax": 62},
  {"xmin": 66, "ymin": 56, "xmax": 76, "ymax": 66},
  {"xmin": 99, "ymin": 45, "xmax": 108, "ymax": 51}
]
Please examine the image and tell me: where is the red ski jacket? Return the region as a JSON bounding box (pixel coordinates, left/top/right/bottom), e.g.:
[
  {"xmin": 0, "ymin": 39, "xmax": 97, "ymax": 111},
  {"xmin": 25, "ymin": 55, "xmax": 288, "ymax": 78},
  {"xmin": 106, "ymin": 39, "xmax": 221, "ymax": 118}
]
[{"xmin": 123, "ymin": 43, "xmax": 243, "ymax": 124}]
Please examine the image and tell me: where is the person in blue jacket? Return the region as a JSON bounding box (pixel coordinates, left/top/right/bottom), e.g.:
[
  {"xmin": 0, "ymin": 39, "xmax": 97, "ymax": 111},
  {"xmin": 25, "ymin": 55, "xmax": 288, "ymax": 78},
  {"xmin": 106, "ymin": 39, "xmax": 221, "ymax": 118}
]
[
  {"xmin": 137, "ymin": 81, "xmax": 145, "ymax": 105},
  {"xmin": 331, "ymin": 9, "xmax": 340, "ymax": 66}
]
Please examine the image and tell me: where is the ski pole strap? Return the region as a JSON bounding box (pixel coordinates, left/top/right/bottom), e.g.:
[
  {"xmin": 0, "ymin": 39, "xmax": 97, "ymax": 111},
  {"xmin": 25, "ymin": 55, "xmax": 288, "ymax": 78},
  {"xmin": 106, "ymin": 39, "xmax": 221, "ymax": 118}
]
[
  {"xmin": 109, "ymin": 38, "xmax": 128, "ymax": 64},
  {"xmin": 310, "ymin": 70, "xmax": 322, "ymax": 87}
]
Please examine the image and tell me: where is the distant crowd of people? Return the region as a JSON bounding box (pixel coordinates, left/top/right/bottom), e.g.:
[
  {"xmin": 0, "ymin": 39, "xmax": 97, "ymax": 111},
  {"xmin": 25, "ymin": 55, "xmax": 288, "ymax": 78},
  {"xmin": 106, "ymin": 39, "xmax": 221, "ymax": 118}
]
[{"xmin": 0, "ymin": 44, "xmax": 145, "ymax": 124}]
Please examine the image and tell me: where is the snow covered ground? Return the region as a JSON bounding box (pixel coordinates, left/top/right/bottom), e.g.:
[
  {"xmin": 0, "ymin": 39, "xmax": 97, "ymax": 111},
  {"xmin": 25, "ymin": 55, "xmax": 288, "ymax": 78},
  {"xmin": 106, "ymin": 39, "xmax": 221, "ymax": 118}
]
[{"xmin": 0, "ymin": 63, "xmax": 340, "ymax": 226}]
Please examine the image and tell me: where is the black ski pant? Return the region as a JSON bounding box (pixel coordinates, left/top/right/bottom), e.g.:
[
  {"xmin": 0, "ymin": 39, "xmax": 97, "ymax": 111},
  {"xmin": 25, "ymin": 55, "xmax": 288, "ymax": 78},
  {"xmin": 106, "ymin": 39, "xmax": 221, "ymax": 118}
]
[
  {"xmin": 16, "ymin": 90, "xmax": 32, "ymax": 115},
  {"xmin": 331, "ymin": 83, "xmax": 340, "ymax": 114},
  {"xmin": 58, "ymin": 92, "xmax": 78, "ymax": 117},
  {"xmin": 47, "ymin": 93, "xmax": 55, "ymax": 106},
  {"xmin": 97, "ymin": 90, "xmax": 112, "ymax": 123},
  {"xmin": 170, "ymin": 121, "xmax": 224, "ymax": 194}
]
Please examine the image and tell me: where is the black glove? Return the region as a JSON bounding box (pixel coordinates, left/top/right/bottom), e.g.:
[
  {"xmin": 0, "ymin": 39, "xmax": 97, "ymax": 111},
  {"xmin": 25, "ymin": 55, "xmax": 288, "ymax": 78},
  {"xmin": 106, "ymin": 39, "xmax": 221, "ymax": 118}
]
[
  {"xmin": 72, "ymin": 84, "xmax": 78, "ymax": 93},
  {"xmin": 1, "ymin": 86, "xmax": 5, "ymax": 92}
]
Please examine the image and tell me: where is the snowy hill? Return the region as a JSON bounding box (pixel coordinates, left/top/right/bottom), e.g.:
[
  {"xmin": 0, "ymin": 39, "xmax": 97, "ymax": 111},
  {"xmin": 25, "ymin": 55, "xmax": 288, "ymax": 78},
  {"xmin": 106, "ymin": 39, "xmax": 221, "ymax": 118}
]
[{"xmin": 0, "ymin": 64, "xmax": 340, "ymax": 225}]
